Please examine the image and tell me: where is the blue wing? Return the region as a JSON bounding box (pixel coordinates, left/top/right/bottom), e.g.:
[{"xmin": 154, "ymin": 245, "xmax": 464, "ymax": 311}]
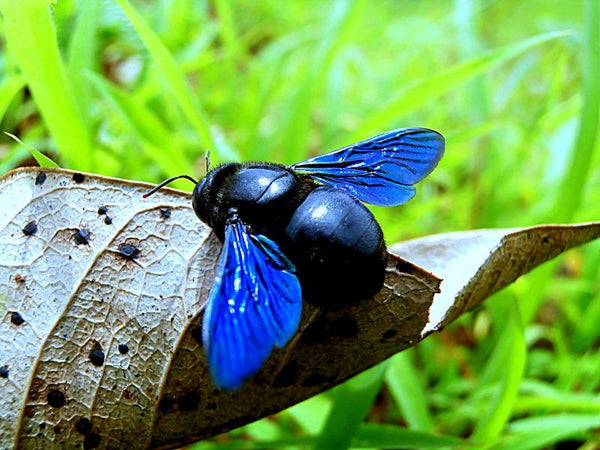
[
  {"xmin": 290, "ymin": 128, "xmax": 444, "ymax": 206},
  {"xmin": 202, "ymin": 219, "xmax": 302, "ymax": 391}
]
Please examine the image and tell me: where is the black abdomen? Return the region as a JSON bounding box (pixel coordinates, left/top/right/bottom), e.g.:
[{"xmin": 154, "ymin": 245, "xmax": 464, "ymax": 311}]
[{"xmin": 285, "ymin": 186, "xmax": 386, "ymax": 306}]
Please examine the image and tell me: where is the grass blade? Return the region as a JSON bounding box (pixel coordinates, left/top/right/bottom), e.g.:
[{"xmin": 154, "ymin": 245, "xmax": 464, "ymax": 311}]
[
  {"xmin": 353, "ymin": 423, "xmax": 471, "ymax": 449},
  {"xmin": 194, "ymin": 423, "xmax": 470, "ymax": 449},
  {"xmin": 492, "ymin": 414, "xmax": 600, "ymax": 450},
  {"xmin": 385, "ymin": 351, "xmax": 434, "ymax": 432},
  {"xmin": 67, "ymin": 0, "xmax": 102, "ymax": 128},
  {"xmin": 519, "ymin": 0, "xmax": 600, "ymax": 324},
  {"xmin": 283, "ymin": 395, "xmax": 332, "ymax": 434},
  {"xmin": 213, "ymin": 0, "xmax": 245, "ymax": 68},
  {"xmin": 313, "ymin": 362, "xmax": 387, "ymax": 450},
  {"xmin": 471, "ymin": 299, "xmax": 526, "ymax": 442},
  {"xmin": 86, "ymin": 72, "xmax": 190, "ymax": 176},
  {"xmin": 4, "ymin": 132, "xmax": 59, "ymax": 168},
  {"xmin": 0, "ymin": 76, "xmax": 25, "ymax": 122},
  {"xmin": 87, "ymin": 72, "xmax": 172, "ymax": 149},
  {"xmin": 276, "ymin": 0, "xmax": 356, "ymax": 164},
  {"xmin": 113, "ymin": 0, "xmax": 240, "ymax": 161},
  {"xmin": 553, "ymin": 0, "xmax": 600, "ymax": 221},
  {"xmin": 352, "ymin": 30, "xmax": 571, "ymax": 139},
  {"xmin": 0, "ymin": 0, "xmax": 92, "ymax": 170}
]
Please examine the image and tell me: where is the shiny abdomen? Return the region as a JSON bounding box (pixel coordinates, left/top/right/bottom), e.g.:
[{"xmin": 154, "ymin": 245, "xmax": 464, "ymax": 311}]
[{"xmin": 285, "ymin": 186, "xmax": 386, "ymax": 306}]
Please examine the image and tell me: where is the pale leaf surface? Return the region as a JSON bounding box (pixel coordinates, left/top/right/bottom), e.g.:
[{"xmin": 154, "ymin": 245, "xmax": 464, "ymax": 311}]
[{"xmin": 391, "ymin": 224, "xmax": 600, "ymax": 334}]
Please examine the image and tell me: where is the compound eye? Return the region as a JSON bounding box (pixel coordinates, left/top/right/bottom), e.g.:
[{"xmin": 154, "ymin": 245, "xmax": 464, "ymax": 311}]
[
  {"xmin": 192, "ymin": 178, "xmax": 208, "ymax": 222},
  {"xmin": 196, "ymin": 177, "xmax": 206, "ymax": 195}
]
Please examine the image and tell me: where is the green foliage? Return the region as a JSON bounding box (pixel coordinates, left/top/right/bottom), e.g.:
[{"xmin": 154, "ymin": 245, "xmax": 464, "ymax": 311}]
[
  {"xmin": 385, "ymin": 350, "xmax": 434, "ymax": 432},
  {"xmin": 314, "ymin": 362, "xmax": 388, "ymax": 450},
  {"xmin": 1, "ymin": 0, "xmax": 599, "ymax": 448},
  {"xmin": 0, "ymin": 0, "xmax": 91, "ymax": 170}
]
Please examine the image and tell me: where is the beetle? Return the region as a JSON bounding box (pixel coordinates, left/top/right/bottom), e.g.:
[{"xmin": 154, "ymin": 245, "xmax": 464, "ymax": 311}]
[{"xmin": 144, "ymin": 128, "xmax": 444, "ymax": 390}]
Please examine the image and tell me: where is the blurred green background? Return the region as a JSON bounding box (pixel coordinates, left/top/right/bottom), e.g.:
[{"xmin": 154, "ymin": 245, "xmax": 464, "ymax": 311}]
[{"xmin": 1, "ymin": 0, "xmax": 599, "ymax": 448}]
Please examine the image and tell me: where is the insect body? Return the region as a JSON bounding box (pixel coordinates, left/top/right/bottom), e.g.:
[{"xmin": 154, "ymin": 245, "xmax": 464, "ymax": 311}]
[
  {"xmin": 192, "ymin": 163, "xmax": 387, "ymax": 307},
  {"xmin": 145, "ymin": 128, "xmax": 444, "ymax": 390}
]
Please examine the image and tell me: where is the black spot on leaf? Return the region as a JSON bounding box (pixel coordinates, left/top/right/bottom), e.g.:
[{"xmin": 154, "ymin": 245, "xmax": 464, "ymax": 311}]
[
  {"xmin": 74, "ymin": 229, "xmax": 91, "ymax": 245},
  {"xmin": 160, "ymin": 208, "xmax": 172, "ymax": 220},
  {"xmin": 35, "ymin": 172, "xmax": 46, "ymax": 186},
  {"xmin": 22, "ymin": 221, "xmax": 38, "ymax": 236},
  {"xmin": 97, "ymin": 206, "xmax": 108, "ymax": 215},
  {"xmin": 54, "ymin": 425, "xmax": 61, "ymax": 434},
  {"xmin": 383, "ymin": 329, "xmax": 397, "ymax": 339},
  {"xmin": 72, "ymin": 173, "xmax": 85, "ymax": 183},
  {"xmin": 190, "ymin": 326, "xmax": 203, "ymax": 345},
  {"xmin": 47, "ymin": 389, "xmax": 65, "ymax": 408},
  {"xmin": 122, "ymin": 389, "xmax": 134, "ymax": 400},
  {"xmin": 89, "ymin": 343, "xmax": 105, "ymax": 367},
  {"xmin": 118, "ymin": 244, "xmax": 140, "ymax": 261},
  {"xmin": 11, "ymin": 312, "xmax": 25, "ymax": 326},
  {"xmin": 302, "ymin": 372, "xmax": 338, "ymax": 387},
  {"xmin": 0, "ymin": 366, "xmax": 8, "ymax": 378},
  {"xmin": 118, "ymin": 343, "xmax": 129, "ymax": 354},
  {"xmin": 158, "ymin": 397, "xmax": 174, "ymax": 413},
  {"xmin": 83, "ymin": 433, "xmax": 101, "ymax": 449},
  {"xmin": 178, "ymin": 391, "xmax": 200, "ymax": 411},
  {"xmin": 300, "ymin": 317, "xmax": 328, "ymax": 344},
  {"xmin": 75, "ymin": 417, "xmax": 92, "ymax": 435},
  {"xmin": 273, "ymin": 360, "xmax": 298, "ymax": 387},
  {"xmin": 104, "ymin": 216, "xmax": 113, "ymax": 225},
  {"xmin": 14, "ymin": 274, "xmax": 26, "ymax": 283}
]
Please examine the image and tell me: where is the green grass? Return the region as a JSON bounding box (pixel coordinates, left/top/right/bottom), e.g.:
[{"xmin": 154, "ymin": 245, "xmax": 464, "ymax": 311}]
[{"xmin": 1, "ymin": 0, "xmax": 599, "ymax": 449}]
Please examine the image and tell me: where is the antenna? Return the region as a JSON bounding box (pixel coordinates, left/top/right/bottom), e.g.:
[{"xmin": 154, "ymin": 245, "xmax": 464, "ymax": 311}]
[
  {"xmin": 205, "ymin": 150, "xmax": 210, "ymax": 174},
  {"xmin": 142, "ymin": 174, "xmax": 198, "ymax": 198}
]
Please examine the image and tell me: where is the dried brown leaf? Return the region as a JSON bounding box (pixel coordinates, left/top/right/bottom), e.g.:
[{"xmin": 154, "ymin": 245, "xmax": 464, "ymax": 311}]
[{"xmin": 0, "ymin": 168, "xmax": 598, "ymax": 449}]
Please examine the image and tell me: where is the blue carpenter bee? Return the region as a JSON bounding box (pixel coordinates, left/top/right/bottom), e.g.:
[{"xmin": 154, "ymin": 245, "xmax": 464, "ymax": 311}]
[{"xmin": 144, "ymin": 128, "xmax": 444, "ymax": 390}]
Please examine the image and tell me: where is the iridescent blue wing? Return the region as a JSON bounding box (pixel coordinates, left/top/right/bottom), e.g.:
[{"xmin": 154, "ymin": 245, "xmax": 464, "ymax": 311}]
[
  {"xmin": 290, "ymin": 128, "xmax": 445, "ymax": 206},
  {"xmin": 202, "ymin": 219, "xmax": 302, "ymax": 391}
]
